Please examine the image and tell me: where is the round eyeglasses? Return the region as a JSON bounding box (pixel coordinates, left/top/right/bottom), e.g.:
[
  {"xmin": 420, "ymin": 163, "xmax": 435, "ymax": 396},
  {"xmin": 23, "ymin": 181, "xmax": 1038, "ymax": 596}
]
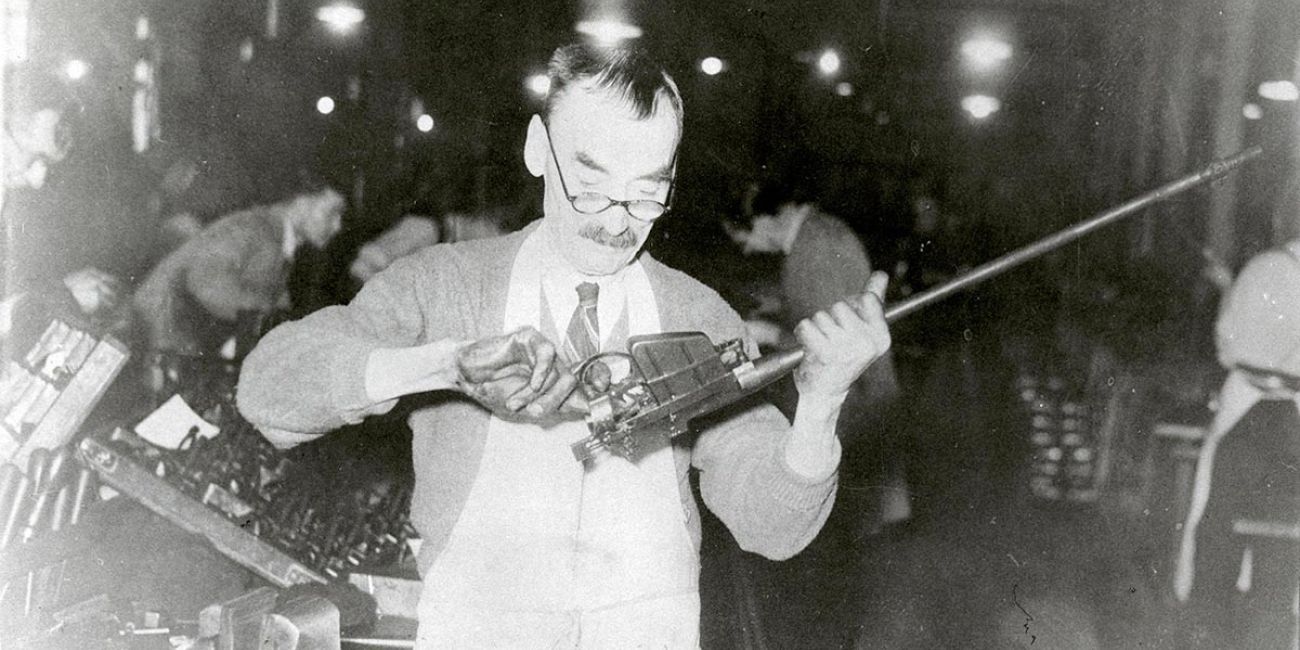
[{"xmin": 544, "ymin": 124, "xmax": 676, "ymax": 223}]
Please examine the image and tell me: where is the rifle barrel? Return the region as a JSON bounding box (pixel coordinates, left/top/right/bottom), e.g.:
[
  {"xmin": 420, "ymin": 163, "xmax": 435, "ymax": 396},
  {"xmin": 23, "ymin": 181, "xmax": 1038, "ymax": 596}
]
[
  {"xmin": 736, "ymin": 146, "xmax": 1264, "ymax": 393},
  {"xmin": 885, "ymin": 145, "xmax": 1262, "ymax": 322}
]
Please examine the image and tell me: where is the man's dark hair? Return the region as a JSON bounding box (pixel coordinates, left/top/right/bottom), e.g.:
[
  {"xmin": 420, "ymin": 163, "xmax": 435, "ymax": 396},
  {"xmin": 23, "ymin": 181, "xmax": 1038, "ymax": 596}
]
[
  {"xmin": 544, "ymin": 43, "xmax": 683, "ymax": 127},
  {"xmin": 262, "ymin": 170, "xmax": 335, "ymax": 206},
  {"xmin": 746, "ymin": 176, "xmax": 813, "ymax": 220}
]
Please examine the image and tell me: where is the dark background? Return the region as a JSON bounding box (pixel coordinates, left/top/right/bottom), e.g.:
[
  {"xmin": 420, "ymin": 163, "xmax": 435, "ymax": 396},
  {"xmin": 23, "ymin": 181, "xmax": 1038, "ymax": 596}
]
[{"xmin": 11, "ymin": 0, "xmax": 1299, "ymax": 288}]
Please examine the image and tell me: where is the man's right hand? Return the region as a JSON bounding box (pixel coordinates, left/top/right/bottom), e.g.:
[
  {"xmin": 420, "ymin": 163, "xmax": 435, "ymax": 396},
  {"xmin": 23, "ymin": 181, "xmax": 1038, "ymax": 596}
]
[{"xmin": 455, "ymin": 327, "xmax": 582, "ymax": 422}]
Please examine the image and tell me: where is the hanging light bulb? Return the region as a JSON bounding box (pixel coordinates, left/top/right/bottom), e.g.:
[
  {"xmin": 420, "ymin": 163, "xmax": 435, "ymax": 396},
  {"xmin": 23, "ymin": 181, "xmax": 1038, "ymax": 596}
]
[{"xmin": 961, "ymin": 37, "xmax": 1013, "ymax": 70}]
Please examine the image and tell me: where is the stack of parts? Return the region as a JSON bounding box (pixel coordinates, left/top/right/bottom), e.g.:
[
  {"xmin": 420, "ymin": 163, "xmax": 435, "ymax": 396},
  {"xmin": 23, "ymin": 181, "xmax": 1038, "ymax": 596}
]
[
  {"xmin": 0, "ymin": 444, "xmax": 102, "ymax": 638},
  {"xmin": 89, "ymin": 401, "xmax": 418, "ymax": 583},
  {"xmin": 1017, "ymin": 373, "xmax": 1100, "ymax": 502},
  {"xmin": 0, "ymin": 318, "xmax": 129, "ymax": 466}
]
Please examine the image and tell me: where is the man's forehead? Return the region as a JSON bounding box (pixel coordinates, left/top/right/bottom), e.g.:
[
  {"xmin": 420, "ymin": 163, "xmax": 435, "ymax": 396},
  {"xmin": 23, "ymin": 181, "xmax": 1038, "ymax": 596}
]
[
  {"xmin": 551, "ymin": 78, "xmax": 676, "ymax": 118},
  {"xmin": 548, "ymin": 87, "xmax": 680, "ymax": 155}
]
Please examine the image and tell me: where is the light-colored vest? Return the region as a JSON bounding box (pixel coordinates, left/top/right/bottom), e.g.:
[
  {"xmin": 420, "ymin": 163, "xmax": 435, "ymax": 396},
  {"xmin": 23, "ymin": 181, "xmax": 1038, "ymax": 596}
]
[{"xmin": 416, "ymin": 232, "xmax": 699, "ymax": 647}]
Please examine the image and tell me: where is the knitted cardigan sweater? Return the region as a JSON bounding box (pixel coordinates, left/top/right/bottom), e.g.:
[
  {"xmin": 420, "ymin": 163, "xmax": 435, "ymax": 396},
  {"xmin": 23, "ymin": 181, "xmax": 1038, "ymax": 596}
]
[{"xmin": 237, "ymin": 224, "xmax": 838, "ymax": 574}]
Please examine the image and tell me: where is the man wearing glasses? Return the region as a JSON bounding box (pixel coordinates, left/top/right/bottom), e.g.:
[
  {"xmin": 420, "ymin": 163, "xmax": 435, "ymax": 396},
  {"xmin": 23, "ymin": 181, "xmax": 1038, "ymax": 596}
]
[{"xmin": 238, "ymin": 43, "xmax": 891, "ymax": 648}]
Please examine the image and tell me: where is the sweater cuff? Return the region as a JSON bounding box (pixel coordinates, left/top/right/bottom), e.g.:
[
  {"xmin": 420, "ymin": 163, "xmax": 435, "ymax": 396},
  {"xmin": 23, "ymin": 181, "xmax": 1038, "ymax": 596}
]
[
  {"xmin": 330, "ymin": 341, "xmax": 398, "ymax": 424},
  {"xmin": 761, "ymin": 432, "xmax": 839, "ymax": 511},
  {"xmin": 261, "ymin": 427, "xmax": 324, "ymax": 450}
]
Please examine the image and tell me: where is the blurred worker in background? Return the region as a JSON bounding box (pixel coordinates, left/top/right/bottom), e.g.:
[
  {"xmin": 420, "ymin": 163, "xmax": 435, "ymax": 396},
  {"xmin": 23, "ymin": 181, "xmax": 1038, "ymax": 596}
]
[
  {"xmin": 349, "ymin": 203, "xmax": 530, "ymax": 285},
  {"xmin": 1177, "ymin": 237, "xmax": 1300, "ymax": 648},
  {"xmin": 133, "ymin": 179, "xmax": 345, "ymax": 364},
  {"xmin": 727, "ymin": 178, "xmax": 910, "ymax": 533},
  {"xmin": 349, "ymin": 214, "xmax": 441, "ymax": 285},
  {"xmin": 1, "ymin": 82, "xmax": 129, "ymax": 351},
  {"xmin": 2, "ymin": 99, "xmax": 71, "ymax": 192}
]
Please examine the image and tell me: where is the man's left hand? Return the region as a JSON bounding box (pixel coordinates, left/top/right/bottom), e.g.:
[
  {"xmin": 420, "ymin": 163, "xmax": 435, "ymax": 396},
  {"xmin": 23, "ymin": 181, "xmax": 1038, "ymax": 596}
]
[{"xmin": 792, "ymin": 271, "xmax": 891, "ymax": 399}]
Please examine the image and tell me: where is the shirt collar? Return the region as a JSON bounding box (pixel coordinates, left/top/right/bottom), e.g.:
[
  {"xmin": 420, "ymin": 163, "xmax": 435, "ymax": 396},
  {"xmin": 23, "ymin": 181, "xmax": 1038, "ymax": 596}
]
[{"xmin": 281, "ymin": 216, "xmax": 298, "ymax": 260}]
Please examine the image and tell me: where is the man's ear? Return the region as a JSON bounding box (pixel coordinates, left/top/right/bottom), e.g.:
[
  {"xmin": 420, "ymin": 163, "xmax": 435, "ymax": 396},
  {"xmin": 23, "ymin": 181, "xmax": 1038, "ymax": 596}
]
[{"xmin": 524, "ymin": 115, "xmax": 547, "ymax": 178}]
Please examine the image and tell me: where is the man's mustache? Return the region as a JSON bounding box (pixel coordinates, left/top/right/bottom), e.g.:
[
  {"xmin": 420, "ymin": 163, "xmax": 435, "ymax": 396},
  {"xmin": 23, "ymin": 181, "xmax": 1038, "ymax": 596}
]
[{"xmin": 579, "ymin": 224, "xmax": 638, "ymax": 249}]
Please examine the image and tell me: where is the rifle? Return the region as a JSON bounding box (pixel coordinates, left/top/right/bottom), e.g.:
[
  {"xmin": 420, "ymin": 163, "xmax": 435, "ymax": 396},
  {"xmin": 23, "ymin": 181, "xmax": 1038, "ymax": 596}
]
[{"xmin": 571, "ymin": 146, "xmax": 1264, "ymax": 462}]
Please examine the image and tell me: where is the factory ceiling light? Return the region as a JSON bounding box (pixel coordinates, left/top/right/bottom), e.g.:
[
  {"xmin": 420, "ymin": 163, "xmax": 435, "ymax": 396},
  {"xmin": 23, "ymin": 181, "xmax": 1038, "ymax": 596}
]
[
  {"xmin": 817, "ymin": 49, "xmax": 841, "ymax": 76},
  {"xmin": 961, "ymin": 37, "xmax": 1013, "ymax": 70},
  {"xmin": 961, "ymin": 94, "xmax": 1001, "ymax": 119},
  {"xmin": 575, "ymin": 19, "xmax": 642, "ymax": 45},
  {"xmin": 64, "ymin": 59, "xmax": 89, "ymax": 81},
  {"xmin": 1258, "ymin": 80, "xmax": 1298, "ymax": 102},
  {"xmin": 316, "ymin": 3, "xmax": 365, "ymax": 34}
]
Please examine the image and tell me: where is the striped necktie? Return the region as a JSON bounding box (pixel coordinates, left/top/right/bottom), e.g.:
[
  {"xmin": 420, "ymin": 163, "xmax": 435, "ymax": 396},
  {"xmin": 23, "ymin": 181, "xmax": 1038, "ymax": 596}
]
[{"xmin": 563, "ymin": 282, "xmax": 601, "ymax": 363}]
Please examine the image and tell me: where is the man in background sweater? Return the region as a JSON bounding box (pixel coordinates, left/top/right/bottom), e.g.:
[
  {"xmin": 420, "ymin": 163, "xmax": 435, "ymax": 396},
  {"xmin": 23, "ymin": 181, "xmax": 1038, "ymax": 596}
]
[
  {"xmin": 134, "ymin": 182, "xmax": 344, "ymax": 359},
  {"xmin": 237, "ymin": 44, "xmax": 892, "ymax": 648}
]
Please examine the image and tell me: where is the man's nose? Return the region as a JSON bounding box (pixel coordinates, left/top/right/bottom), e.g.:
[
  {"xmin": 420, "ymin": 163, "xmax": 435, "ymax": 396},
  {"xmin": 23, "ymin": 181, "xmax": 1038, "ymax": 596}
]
[{"xmin": 595, "ymin": 204, "xmax": 632, "ymax": 234}]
